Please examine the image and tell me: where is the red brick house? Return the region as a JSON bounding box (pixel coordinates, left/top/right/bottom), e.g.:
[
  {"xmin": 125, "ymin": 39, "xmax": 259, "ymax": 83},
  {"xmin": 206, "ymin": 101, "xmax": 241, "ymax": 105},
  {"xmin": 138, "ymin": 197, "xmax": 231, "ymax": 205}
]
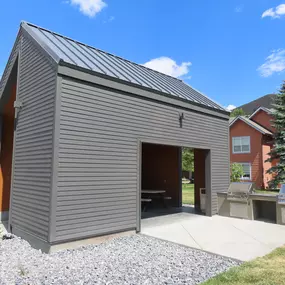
[{"xmin": 230, "ymin": 107, "xmax": 276, "ymax": 189}]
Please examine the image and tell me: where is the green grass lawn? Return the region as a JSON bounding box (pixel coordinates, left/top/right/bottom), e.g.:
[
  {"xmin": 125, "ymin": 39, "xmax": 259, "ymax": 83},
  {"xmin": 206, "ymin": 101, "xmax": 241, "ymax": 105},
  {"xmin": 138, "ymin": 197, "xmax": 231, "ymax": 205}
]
[
  {"xmin": 182, "ymin": 183, "xmax": 194, "ymax": 205},
  {"xmin": 202, "ymin": 246, "xmax": 285, "ymax": 285}
]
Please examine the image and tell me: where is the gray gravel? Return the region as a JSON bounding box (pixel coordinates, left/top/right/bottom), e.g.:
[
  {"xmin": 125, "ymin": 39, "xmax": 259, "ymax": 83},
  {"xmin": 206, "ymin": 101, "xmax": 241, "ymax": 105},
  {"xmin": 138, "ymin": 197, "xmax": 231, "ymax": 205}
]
[{"xmin": 0, "ymin": 234, "xmax": 241, "ymax": 285}]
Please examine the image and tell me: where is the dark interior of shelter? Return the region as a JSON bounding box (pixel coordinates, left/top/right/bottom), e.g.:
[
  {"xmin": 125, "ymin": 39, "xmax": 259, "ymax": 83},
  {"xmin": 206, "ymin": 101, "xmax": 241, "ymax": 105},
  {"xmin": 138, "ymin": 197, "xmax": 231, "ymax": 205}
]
[{"xmin": 140, "ymin": 143, "xmax": 208, "ymax": 219}]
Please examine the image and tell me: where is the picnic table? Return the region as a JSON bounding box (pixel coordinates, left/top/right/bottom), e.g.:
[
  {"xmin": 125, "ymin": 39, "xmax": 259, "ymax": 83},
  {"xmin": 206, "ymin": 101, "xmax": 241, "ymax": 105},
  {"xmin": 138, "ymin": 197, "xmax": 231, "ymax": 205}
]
[
  {"xmin": 141, "ymin": 190, "xmax": 166, "ymax": 194},
  {"xmin": 141, "ymin": 189, "xmax": 171, "ymax": 211}
]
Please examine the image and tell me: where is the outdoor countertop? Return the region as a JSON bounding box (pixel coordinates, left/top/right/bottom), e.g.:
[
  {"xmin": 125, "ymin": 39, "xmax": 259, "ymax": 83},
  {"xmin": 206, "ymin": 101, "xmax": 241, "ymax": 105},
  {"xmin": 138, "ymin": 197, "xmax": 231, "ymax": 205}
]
[
  {"xmin": 217, "ymin": 191, "xmax": 277, "ymax": 202},
  {"xmin": 250, "ymin": 193, "xmax": 277, "ymax": 201}
]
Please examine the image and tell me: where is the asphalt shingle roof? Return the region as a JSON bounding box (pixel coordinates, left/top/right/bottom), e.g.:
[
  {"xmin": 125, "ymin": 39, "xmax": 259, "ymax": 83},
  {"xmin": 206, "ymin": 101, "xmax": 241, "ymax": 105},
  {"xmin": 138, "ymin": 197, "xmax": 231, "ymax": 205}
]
[
  {"xmin": 236, "ymin": 94, "xmax": 276, "ymax": 115},
  {"xmin": 230, "ymin": 116, "xmax": 273, "ymax": 135}
]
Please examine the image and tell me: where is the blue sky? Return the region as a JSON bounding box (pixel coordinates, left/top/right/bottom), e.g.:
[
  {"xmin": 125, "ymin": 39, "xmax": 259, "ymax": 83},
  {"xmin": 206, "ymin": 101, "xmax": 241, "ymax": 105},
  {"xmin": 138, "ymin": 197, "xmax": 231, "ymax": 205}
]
[{"xmin": 1, "ymin": 0, "xmax": 285, "ymax": 109}]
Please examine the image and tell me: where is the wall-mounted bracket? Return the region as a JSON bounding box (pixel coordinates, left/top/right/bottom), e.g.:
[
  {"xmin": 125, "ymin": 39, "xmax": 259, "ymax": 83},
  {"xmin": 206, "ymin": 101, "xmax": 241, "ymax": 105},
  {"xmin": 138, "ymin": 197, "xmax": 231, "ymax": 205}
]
[
  {"xmin": 179, "ymin": 112, "xmax": 184, "ymax": 128},
  {"xmin": 14, "ymin": 100, "xmax": 23, "ymax": 109},
  {"xmin": 13, "ymin": 100, "xmax": 23, "ymax": 131}
]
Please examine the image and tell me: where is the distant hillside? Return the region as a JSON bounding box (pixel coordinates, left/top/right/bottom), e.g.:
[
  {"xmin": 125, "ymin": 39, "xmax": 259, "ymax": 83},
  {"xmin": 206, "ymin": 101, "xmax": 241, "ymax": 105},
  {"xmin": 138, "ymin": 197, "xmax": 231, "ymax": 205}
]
[{"xmin": 235, "ymin": 94, "xmax": 276, "ymax": 115}]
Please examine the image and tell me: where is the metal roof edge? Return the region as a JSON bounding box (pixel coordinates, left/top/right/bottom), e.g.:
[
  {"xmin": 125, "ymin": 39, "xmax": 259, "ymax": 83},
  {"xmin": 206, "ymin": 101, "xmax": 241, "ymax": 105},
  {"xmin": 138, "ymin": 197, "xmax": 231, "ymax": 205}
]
[
  {"xmin": 182, "ymin": 81, "xmax": 227, "ymax": 112},
  {"xmin": 0, "ymin": 27, "xmax": 21, "ymax": 100},
  {"xmin": 58, "ymin": 63, "xmax": 230, "ymax": 120},
  {"xmin": 248, "ymin": 106, "xmax": 272, "ymax": 119},
  {"xmin": 21, "ymin": 21, "xmax": 61, "ymax": 64},
  {"xmin": 229, "ymin": 116, "xmax": 272, "ymax": 135}
]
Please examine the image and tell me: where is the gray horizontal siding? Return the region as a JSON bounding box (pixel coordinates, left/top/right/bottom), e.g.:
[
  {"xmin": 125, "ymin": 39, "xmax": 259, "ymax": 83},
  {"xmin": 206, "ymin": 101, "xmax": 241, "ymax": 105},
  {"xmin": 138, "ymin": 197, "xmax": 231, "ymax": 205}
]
[
  {"xmin": 0, "ymin": 31, "xmax": 21, "ymax": 99},
  {"xmin": 55, "ymin": 77, "xmax": 229, "ymax": 241},
  {"xmin": 11, "ymin": 34, "xmax": 56, "ymax": 241}
]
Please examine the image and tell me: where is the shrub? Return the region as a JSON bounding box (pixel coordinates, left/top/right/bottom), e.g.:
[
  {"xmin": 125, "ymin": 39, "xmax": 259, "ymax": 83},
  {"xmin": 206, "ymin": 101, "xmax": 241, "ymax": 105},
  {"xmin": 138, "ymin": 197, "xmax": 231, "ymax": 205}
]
[{"xmin": 230, "ymin": 163, "xmax": 244, "ymax": 182}]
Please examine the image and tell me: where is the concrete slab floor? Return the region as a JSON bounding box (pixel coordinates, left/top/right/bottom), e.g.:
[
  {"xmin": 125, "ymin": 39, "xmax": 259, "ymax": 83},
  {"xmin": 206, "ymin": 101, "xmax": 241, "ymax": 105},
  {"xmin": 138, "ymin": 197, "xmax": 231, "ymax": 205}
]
[{"xmin": 141, "ymin": 212, "xmax": 285, "ymax": 261}]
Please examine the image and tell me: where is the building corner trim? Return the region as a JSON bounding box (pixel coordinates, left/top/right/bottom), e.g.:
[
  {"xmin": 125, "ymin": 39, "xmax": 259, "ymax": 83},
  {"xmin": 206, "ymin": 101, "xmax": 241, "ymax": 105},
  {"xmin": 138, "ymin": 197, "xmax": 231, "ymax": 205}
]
[
  {"xmin": 8, "ymin": 39, "xmax": 22, "ymax": 233},
  {"xmin": 48, "ymin": 75, "xmax": 62, "ymax": 242}
]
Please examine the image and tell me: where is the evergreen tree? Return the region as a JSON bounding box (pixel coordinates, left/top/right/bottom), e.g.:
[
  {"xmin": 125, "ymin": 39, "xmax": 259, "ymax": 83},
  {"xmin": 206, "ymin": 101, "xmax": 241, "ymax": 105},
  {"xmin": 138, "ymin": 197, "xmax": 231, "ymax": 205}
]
[{"xmin": 267, "ymin": 82, "xmax": 285, "ymax": 188}]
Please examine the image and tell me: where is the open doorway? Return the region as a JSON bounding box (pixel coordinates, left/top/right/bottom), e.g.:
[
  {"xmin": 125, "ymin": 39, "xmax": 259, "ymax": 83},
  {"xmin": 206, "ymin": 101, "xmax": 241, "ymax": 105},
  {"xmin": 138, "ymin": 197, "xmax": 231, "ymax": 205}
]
[
  {"xmin": 182, "ymin": 147, "xmax": 195, "ymax": 208},
  {"xmin": 140, "ymin": 142, "xmax": 208, "ymax": 220},
  {"xmin": 141, "ymin": 143, "xmax": 181, "ymax": 218}
]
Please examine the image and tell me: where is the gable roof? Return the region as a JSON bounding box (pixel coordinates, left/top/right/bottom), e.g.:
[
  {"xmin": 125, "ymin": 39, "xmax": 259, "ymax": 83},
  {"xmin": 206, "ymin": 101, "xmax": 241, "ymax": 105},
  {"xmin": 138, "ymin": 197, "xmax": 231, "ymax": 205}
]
[
  {"xmin": 229, "ymin": 116, "xmax": 273, "ymax": 135},
  {"xmin": 12, "ymin": 22, "xmax": 224, "ymax": 112},
  {"xmin": 249, "ymin": 106, "xmax": 273, "ymax": 119},
  {"xmin": 235, "ymin": 94, "xmax": 276, "ymax": 115}
]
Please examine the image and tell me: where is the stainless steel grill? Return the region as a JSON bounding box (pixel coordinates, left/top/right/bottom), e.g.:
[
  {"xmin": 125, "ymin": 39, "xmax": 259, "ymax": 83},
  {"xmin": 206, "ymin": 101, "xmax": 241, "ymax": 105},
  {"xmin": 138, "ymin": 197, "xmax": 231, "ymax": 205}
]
[
  {"xmin": 226, "ymin": 182, "xmax": 255, "ymax": 219},
  {"xmin": 227, "ymin": 182, "xmax": 254, "ymax": 203}
]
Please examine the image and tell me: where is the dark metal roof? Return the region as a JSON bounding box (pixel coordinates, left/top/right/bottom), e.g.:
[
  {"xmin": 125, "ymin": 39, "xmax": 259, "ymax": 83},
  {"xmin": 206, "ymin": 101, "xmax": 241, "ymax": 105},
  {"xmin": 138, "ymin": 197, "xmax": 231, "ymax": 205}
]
[{"xmin": 22, "ymin": 22, "xmax": 225, "ymax": 112}]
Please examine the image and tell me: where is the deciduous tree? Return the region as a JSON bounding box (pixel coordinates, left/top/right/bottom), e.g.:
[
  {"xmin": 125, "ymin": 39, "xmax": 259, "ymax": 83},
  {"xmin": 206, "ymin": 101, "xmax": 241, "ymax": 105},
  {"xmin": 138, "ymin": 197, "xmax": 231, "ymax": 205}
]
[
  {"xmin": 182, "ymin": 148, "xmax": 194, "ymax": 172},
  {"xmin": 230, "ymin": 163, "xmax": 244, "ymax": 182},
  {"xmin": 230, "ymin": 108, "xmax": 245, "ymax": 117}
]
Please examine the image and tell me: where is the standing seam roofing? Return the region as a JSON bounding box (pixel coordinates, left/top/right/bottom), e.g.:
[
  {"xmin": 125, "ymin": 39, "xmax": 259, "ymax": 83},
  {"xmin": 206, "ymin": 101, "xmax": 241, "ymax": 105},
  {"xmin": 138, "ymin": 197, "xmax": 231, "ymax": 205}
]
[{"xmin": 23, "ymin": 22, "xmax": 225, "ymax": 111}]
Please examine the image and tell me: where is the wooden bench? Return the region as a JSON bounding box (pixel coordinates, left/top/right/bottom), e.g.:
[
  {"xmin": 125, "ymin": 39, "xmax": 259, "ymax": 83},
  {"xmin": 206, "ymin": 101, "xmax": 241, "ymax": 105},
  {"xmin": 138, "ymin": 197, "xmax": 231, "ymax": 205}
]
[
  {"xmin": 141, "ymin": 198, "xmax": 152, "ymax": 202},
  {"xmin": 148, "ymin": 196, "xmax": 172, "ymax": 200},
  {"xmin": 141, "ymin": 198, "xmax": 152, "ymax": 212},
  {"xmin": 149, "ymin": 196, "xmax": 172, "ymax": 207},
  {"xmin": 163, "ymin": 196, "xmax": 172, "ymax": 207},
  {"xmin": 163, "ymin": 196, "xmax": 172, "ymax": 200}
]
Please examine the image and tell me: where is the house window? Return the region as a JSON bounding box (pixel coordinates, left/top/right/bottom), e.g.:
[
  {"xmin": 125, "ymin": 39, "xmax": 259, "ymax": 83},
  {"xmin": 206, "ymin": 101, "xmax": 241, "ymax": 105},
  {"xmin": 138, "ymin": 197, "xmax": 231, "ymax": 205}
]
[
  {"xmin": 237, "ymin": 162, "xmax": 251, "ymax": 180},
  {"xmin": 232, "ymin": 136, "xmax": 250, "ymax": 154}
]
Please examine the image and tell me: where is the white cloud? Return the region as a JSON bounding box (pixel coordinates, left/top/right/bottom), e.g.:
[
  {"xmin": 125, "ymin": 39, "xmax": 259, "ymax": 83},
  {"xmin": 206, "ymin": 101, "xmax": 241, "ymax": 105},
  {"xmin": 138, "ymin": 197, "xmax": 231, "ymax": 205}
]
[
  {"xmin": 142, "ymin": 57, "xmax": 192, "ymax": 78},
  {"xmin": 257, "ymin": 49, "xmax": 285, "ymax": 77},
  {"xmin": 69, "ymin": 0, "xmax": 107, "ymax": 17},
  {"xmin": 262, "ymin": 4, "xmax": 285, "ymax": 19},
  {"xmin": 225, "ymin": 104, "xmax": 236, "ymax": 111},
  {"xmin": 262, "ymin": 8, "xmax": 276, "ymax": 18}
]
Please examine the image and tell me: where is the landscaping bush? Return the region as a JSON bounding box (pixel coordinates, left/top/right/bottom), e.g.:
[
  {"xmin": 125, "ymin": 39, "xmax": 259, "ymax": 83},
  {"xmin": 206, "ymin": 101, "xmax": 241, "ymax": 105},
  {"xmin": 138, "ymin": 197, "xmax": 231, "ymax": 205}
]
[{"xmin": 230, "ymin": 163, "xmax": 244, "ymax": 182}]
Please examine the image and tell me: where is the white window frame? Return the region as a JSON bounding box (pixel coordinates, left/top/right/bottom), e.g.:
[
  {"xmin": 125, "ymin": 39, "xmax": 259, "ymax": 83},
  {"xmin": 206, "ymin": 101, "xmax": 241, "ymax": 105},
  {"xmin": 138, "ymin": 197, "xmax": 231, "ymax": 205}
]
[
  {"xmin": 236, "ymin": 162, "xmax": 251, "ymax": 180},
  {"xmin": 232, "ymin": 136, "xmax": 251, "ymax": 154}
]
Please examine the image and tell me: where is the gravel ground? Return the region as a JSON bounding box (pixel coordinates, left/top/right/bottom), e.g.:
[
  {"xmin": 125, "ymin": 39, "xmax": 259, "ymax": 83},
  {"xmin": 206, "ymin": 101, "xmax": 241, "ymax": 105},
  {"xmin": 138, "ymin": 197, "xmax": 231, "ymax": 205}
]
[{"xmin": 0, "ymin": 234, "xmax": 241, "ymax": 285}]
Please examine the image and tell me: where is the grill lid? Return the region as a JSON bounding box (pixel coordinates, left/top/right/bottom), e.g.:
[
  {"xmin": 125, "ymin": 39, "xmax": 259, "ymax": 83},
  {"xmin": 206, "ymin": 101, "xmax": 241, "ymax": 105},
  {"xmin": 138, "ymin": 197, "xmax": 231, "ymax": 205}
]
[
  {"xmin": 228, "ymin": 182, "xmax": 254, "ymax": 194},
  {"xmin": 227, "ymin": 182, "xmax": 254, "ymax": 201}
]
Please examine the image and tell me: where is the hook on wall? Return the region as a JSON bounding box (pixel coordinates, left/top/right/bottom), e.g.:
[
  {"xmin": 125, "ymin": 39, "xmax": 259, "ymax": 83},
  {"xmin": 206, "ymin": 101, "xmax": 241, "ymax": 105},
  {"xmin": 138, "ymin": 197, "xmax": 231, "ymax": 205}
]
[
  {"xmin": 179, "ymin": 112, "xmax": 184, "ymax": 128},
  {"xmin": 13, "ymin": 100, "xmax": 23, "ymax": 131}
]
